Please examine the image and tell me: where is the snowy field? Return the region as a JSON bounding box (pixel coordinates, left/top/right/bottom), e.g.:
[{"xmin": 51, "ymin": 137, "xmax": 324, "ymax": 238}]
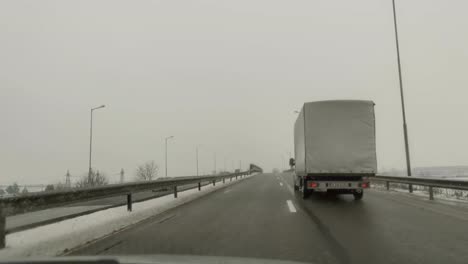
[{"xmin": 372, "ymin": 181, "xmax": 468, "ymax": 204}]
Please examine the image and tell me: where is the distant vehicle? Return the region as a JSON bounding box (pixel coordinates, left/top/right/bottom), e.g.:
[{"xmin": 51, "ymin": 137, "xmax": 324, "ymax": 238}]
[
  {"xmin": 292, "ymin": 100, "xmax": 377, "ymax": 200},
  {"xmin": 249, "ymin": 164, "xmax": 263, "ymax": 173}
]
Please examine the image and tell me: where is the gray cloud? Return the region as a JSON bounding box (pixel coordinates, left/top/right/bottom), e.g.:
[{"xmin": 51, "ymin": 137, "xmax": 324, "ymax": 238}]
[{"xmin": 1, "ymin": 0, "xmax": 467, "ymax": 184}]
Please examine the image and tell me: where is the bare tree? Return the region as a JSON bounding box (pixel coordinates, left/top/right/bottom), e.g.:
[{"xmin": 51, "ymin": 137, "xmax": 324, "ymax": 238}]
[
  {"xmin": 44, "ymin": 184, "xmax": 55, "ymax": 192},
  {"xmin": 55, "ymin": 181, "xmax": 70, "ymax": 190},
  {"xmin": 6, "ymin": 183, "xmax": 20, "ymax": 195},
  {"xmin": 136, "ymin": 161, "xmax": 159, "ymax": 181},
  {"xmin": 75, "ymin": 170, "xmax": 109, "ymax": 188}
]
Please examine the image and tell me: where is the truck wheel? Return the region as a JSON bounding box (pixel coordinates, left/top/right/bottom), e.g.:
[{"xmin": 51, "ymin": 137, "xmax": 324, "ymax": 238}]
[
  {"xmin": 294, "ymin": 180, "xmax": 299, "ymax": 191},
  {"xmin": 302, "ymin": 185, "xmax": 309, "ymax": 199},
  {"xmin": 353, "ymin": 190, "xmax": 364, "ymax": 200}
]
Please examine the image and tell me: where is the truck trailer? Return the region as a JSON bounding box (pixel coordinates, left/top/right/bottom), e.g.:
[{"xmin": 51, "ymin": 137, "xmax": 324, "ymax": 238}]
[{"xmin": 293, "ymin": 100, "xmax": 377, "ymax": 200}]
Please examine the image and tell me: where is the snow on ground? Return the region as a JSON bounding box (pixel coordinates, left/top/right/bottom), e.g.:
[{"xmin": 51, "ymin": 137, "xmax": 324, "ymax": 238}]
[
  {"xmin": 371, "ymin": 182, "xmax": 468, "ymax": 205},
  {"xmin": 0, "ymin": 175, "xmax": 252, "ymax": 258}
]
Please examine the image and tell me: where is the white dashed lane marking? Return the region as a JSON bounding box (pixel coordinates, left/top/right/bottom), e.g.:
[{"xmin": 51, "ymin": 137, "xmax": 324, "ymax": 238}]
[{"xmin": 287, "ymin": 200, "xmax": 297, "ymax": 213}]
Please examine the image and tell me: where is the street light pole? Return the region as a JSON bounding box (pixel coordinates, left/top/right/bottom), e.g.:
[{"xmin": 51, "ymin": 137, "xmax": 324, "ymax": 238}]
[
  {"xmin": 88, "ymin": 105, "xmax": 105, "ymax": 182},
  {"xmin": 214, "ymin": 153, "xmax": 217, "ymax": 175},
  {"xmin": 391, "ymin": 0, "xmax": 413, "ymax": 191},
  {"xmin": 165, "ymin": 136, "xmax": 174, "ymax": 177},
  {"xmin": 196, "ymin": 146, "xmax": 199, "ymax": 176}
]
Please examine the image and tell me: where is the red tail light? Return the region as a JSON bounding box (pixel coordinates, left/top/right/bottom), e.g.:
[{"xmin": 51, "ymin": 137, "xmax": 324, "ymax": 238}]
[
  {"xmin": 361, "ymin": 182, "xmax": 369, "ymax": 188},
  {"xmin": 308, "ymin": 182, "xmax": 318, "ymax": 188}
]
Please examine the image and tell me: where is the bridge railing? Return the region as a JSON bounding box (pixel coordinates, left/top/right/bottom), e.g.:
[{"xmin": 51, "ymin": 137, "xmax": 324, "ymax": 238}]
[
  {"xmin": 0, "ymin": 170, "xmax": 258, "ymax": 248},
  {"xmin": 371, "ymin": 175, "xmax": 468, "ymax": 200}
]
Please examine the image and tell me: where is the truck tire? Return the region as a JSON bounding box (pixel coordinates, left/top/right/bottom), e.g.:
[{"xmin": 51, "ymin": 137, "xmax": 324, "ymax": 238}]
[
  {"xmin": 293, "ymin": 175, "xmax": 299, "ymax": 191},
  {"xmin": 302, "ymin": 183, "xmax": 309, "ymax": 199},
  {"xmin": 294, "ymin": 180, "xmax": 299, "ymax": 191},
  {"xmin": 353, "ymin": 190, "xmax": 363, "ymax": 200}
]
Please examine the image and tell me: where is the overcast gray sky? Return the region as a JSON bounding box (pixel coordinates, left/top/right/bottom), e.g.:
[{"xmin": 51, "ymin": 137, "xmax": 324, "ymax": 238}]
[{"xmin": 1, "ymin": 0, "xmax": 467, "ymax": 185}]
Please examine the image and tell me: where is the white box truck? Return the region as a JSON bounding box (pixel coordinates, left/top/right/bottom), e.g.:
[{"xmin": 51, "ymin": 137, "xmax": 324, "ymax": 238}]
[{"xmin": 293, "ymin": 100, "xmax": 377, "ymax": 200}]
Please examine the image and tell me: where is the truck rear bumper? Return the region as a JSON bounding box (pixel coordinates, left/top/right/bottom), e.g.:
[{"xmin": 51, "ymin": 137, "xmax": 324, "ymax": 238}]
[{"xmin": 305, "ymin": 180, "xmax": 369, "ymax": 191}]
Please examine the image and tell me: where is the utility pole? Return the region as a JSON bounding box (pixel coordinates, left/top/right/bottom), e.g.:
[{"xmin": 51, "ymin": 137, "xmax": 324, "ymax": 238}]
[
  {"xmin": 120, "ymin": 168, "xmax": 124, "ymax": 183},
  {"xmin": 65, "ymin": 170, "xmax": 71, "ymax": 188},
  {"xmin": 391, "ymin": 0, "xmax": 413, "ymax": 192}
]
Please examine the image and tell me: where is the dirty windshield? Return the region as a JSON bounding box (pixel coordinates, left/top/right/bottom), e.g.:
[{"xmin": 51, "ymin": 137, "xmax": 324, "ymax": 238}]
[{"xmin": 1, "ymin": 1, "xmax": 468, "ymax": 264}]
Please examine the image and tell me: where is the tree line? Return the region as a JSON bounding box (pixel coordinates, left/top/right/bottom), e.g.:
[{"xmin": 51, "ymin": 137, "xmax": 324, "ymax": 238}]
[
  {"xmin": 0, "ymin": 161, "xmax": 160, "ymax": 196},
  {"xmin": 0, "ymin": 183, "xmax": 29, "ymax": 196}
]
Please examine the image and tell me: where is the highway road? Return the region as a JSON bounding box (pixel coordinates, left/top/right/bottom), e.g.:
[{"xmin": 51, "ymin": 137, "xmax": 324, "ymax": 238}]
[{"xmin": 70, "ymin": 173, "xmax": 468, "ymax": 264}]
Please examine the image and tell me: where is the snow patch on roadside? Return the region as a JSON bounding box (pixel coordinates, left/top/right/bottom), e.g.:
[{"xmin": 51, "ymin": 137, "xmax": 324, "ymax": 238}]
[
  {"xmin": 371, "ymin": 182, "xmax": 468, "ymax": 205},
  {"xmin": 0, "ymin": 176, "xmax": 252, "ymax": 258}
]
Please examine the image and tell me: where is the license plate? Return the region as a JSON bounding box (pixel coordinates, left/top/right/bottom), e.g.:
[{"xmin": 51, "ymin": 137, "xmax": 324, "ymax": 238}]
[{"xmin": 329, "ymin": 183, "xmax": 349, "ymax": 188}]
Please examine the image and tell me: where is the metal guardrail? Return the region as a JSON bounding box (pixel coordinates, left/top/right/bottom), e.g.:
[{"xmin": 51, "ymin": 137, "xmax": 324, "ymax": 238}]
[
  {"xmin": 371, "ymin": 175, "xmax": 468, "ymax": 200},
  {"xmin": 0, "ymin": 170, "xmax": 257, "ymax": 248}
]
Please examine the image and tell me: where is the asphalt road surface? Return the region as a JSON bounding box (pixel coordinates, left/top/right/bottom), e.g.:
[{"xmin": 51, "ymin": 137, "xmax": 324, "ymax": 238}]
[{"xmin": 71, "ymin": 173, "xmax": 468, "ymax": 264}]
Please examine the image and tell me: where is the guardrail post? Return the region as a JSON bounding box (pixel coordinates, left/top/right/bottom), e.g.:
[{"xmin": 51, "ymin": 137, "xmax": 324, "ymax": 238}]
[
  {"xmin": 0, "ymin": 207, "xmax": 5, "ymax": 249},
  {"xmin": 174, "ymin": 186, "xmax": 178, "ymax": 198},
  {"xmin": 386, "ymin": 181, "xmax": 390, "ymax": 190},
  {"xmin": 429, "ymin": 186, "xmax": 434, "ymax": 200},
  {"xmin": 236, "ymin": 175, "xmax": 238, "ymax": 180},
  {"xmin": 213, "ymin": 180, "xmax": 215, "ymax": 186},
  {"xmin": 409, "ymin": 184, "xmax": 413, "ymax": 193},
  {"xmin": 198, "ymin": 182, "xmax": 201, "ymax": 191},
  {"xmin": 127, "ymin": 193, "xmax": 132, "ymax": 212},
  {"xmin": 223, "ymin": 178, "xmax": 225, "ymax": 184}
]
